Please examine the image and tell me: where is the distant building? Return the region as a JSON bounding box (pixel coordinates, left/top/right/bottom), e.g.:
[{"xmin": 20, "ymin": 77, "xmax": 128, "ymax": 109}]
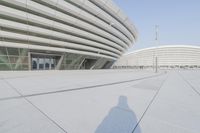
[
  {"xmin": 0, "ymin": 0, "xmax": 137, "ymax": 70},
  {"xmin": 114, "ymin": 45, "xmax": 200, "ymax": 69}
]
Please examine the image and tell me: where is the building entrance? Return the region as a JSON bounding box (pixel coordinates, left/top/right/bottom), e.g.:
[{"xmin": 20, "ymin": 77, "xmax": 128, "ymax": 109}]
[{"xmin": 31, "ymin": 54, "xmax": 61, "ymax": 70}]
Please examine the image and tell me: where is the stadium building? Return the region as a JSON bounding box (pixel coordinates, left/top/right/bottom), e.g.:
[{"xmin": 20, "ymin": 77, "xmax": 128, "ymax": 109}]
[
  {"xmin": 114, "ymin": 45, "xmax": 200, "ymax": 69},
  {"xmin": 0, "ymin": 0, "xmax": 137, "ymax": 70}
]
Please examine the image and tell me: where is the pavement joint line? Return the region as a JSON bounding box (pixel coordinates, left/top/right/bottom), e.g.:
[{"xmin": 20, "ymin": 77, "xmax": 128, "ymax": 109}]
[
  {"xmin": 2, "ymin": 79, "xmax": 69, "ymax": 133},
  {"xmin": 131, "ymin": 72, "xmax": 169, "ymax": 133},
  {"xmin": 178, "ymin": 72, "xmax": 200, "ymax": 97},
  {"xmin": 24, "ymin": 98, "xmax": 69, "ymax": 133},
  {"xmin": 0, "ymin": 70, "xmax": 142, "ymax": 80},
  {"xmin": 0, "ymin": 72, "xmax": 166, "ymax": 102}
]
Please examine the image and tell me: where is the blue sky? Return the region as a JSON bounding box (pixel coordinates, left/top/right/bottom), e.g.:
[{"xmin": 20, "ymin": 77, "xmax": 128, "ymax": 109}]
[{"xmin": 113, "ymin": 0, "xmax": 200, "ymax": 51}]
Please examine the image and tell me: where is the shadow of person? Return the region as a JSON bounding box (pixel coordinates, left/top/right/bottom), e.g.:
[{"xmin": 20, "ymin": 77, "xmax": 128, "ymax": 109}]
[{"xmin": 95, "ymin": 96, "xmax": 141, "ymax": 133}]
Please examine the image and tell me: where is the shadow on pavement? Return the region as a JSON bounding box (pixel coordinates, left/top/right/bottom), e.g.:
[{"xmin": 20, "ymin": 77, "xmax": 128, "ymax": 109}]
[{"xmin": 95, "ymin": 96, "xmax": 141, "ymax": 133}]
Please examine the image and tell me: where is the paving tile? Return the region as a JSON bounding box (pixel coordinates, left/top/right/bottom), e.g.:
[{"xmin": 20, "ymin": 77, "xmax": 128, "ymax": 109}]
[{"xmin": 0, "ymin": 99, "xmax": 66, "ymax": 133}]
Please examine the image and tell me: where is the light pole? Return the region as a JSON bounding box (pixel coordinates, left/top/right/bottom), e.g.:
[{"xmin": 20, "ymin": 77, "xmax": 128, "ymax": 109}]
[{"xmin": 154, "ymin": 25, "xmax": 159, "ymax": 73}]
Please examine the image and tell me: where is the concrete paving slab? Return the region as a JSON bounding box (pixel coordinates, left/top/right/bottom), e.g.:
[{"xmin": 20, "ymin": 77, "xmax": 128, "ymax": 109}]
[
  {"xmin": 0, "ymin": 98, "xmax": 65, "ymax": 133},
  {"xmin": 28, "ymin": 75, "xmax": 166, "ymax": 133},
  {"xmin": 180, "ymin": 71, "xmax": 200, "ymax": 94},
  {"xmin": 134, "ymin": 72, "xmax": 200, "ymax": 133},
  {"xmin": 0, "ymin": 80, "xmax": 19, "ymax": 99},
  {"xmin": 1, "ymin": 70, "xmax": 160, "ymax": 96},
  {"xmin": 0, "ymin": 70, "xmax": 199, "ymax": 133}
]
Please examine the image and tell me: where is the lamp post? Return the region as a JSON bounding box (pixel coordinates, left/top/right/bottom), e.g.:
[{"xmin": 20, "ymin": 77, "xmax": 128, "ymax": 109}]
[{"xmin": 154, "ymin": 25, "xmax": 159, "ymax": 73}]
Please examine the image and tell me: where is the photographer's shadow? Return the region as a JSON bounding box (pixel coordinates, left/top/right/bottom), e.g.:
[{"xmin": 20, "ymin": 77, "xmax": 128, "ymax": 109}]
[{"xmin": 95, "ymin": 96, "xmax": 141, "ymax": 133}]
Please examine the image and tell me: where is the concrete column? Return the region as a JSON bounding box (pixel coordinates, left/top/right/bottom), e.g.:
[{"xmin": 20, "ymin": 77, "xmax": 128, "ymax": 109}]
[{"xmin": 56, "ymin": 55, "xmax": 64, "ymax": 70}]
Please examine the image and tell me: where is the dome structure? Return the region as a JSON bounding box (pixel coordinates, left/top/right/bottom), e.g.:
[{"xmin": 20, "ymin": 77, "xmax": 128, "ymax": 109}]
[{"xmin": 114, "ymin": 45, "xmax": 200, "ymax": 69}]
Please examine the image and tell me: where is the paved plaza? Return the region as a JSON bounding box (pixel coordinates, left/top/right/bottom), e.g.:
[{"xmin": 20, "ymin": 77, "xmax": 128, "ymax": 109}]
[{"xmin": 0, "ymin": 70, "xmax": 200, "ymax": 133}]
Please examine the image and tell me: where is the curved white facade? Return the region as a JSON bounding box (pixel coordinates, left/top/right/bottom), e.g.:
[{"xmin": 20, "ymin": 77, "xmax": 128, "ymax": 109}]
[
  {"xmin": 114, "ymin": 45, "xmax": 200, "ymax": 69},
  {"xmin": 0, "ymin": 0, "xmax": 137, "ymax": 70}
]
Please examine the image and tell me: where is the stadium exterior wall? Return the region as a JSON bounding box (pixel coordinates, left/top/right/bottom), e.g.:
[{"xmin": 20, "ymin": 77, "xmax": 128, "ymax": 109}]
[
  {"xmin": 0, "ymin": 0, "xmax": 137, "ymax": 70},
  {"xmin": 114, "ymin": 45, "xmax": 200, "ymax": 69}
]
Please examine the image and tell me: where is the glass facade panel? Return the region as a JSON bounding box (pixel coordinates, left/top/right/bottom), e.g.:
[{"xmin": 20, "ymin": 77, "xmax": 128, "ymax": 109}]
[
  {"xmin": 8, "ymin": 56, "xmax": 29, "ymax": 69},
  {"xmin": 0, "ymin": 56, "xmax": 9, "ymax": 63},
  {"xmin": 66, "ymin": 60, "xmax": 72, "ymax": 64},
  {"xmin": 32, "ymin": 58, "xmax": 38, "ymax": 70},
  {"xmin": 39, "ymin": 58, "xmax": 44, "ymax": 70},
  {"xmin": 62, "ymin": 54, "xmax": 83, "ymax": 69},
  {"xmin": 9, "ymin": 56, "xmax": 19, "ymax": 64},
  {"xmin": 0, "ymin": 46, "xmax": 111, "ymax": 70},
  {"xmin": 93, "ymin": 58, "xmax": 109, "ymax": 69},
  {"xmin": 11, "ymin": 64, "xmax": 22, "ymax": 70},
  {"xmin": 7, "ymin": 48, "xmax": 19, "ymax": 56},
  {"xmin": 21, "ymin": 64, "xmax": 29, "ymax": 70},
  {"xmin": 19, "ymin": 56, "xmax": 28, "ymax": 64},
  {"xmin": 50, "ymin": 58, "xmax": 56, "ymax": 69},
  {"xmin": 0, "ymin": 47, "xmax": 7, "ymax": 55},
  {"xmin": 0, "ymin": 64, "xmax": 11, "ymax": 70},
  {"xmin": 19, "ymin": 48, "xmax": 28, "ymax": 56},
  {"xmin": 45, "ymin": 58, "xmax": 50, "ymax": 70},
  {"xmin": 61, "ymin": 53, "xmax": 102, "ymax": 70},
  {"xmin": 0, "ymin": 47, "xmax": 29, "ymax": 71}
]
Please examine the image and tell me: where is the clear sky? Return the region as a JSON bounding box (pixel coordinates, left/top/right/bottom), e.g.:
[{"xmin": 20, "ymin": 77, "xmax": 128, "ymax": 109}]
[{"xmin": 113, "ymin": 0, "xmax": 200, "ymax": 51}]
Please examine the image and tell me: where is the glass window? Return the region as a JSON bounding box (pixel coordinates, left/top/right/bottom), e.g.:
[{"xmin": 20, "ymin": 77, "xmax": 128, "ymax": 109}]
[
  {"xmin": 7, "ymin": 48, "xmax": 19, "ymax": 56},
  {"xmin": 39, "ymin": 58, "xmax": 44, "ymax": 70},
  {"xmin": 19, "ymin": 56, "xmax": 28, "ymax": 64},
  {"xmin": 32, "ymin": 58, "xmax": 37, "ymax": 70},
  {"xmin": 0, "ymin": 64, "xmax": 11, "ymax": 70},
  {"xmin": 0, "ymin": 56, "xmax": 9, "ymax": 63},
  {"xmin": 9, "ymin": 56, "xmax": 19, "ymax": 63},
  {"xmin": 66, "ymin": 60, "xmax": 72, "ymax": 64},
  {"xmin": 39, "ymin": 64, "xmax": 44, "ymax": 69},
  {"xmin": 11, "ymin": 64, "xmax": 21, "ymax": 70},
  {"xmin": 0, "ymin": 47, "xmax": 7, "ymax": 56},
  {"xmin": 19, "ymin": 48, "xmax": 28, "ymax": 56},
  {"xmin": 68, "ymin": 54, "xmax": 82, "ymax": 66},
  {"xmin": 50, "ymin": 58, "xmax": 55, "ymax": 69},
  {"xmin": 74, "ymin": 56, "xmax": 84, "ymax": 65},
  {"xmin": 21, "ymin": 64, "xmax": 29, "ymax": 70},
  {"xmin": 45, "ymin": 58, "xmax": 50, "ymax": 69},
  {"xmin": 60, "ymin": 64, "xmax": 66, "ymax": 70}
]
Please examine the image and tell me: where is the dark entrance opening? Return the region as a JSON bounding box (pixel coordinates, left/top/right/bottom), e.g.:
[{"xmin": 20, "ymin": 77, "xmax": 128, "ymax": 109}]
[
  {"xmin": 102, "ymin": 61, "xmax": 114, "ymax": 69},
  {"xmin": 81, "ymin": 58, "xmax": 97, "ymax": 69}
]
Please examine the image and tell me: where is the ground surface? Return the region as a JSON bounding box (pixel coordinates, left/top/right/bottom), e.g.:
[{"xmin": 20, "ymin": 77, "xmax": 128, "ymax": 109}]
[{"xmin": 0, "ymin": 70, "xmax": 200, "ymax": 133}]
